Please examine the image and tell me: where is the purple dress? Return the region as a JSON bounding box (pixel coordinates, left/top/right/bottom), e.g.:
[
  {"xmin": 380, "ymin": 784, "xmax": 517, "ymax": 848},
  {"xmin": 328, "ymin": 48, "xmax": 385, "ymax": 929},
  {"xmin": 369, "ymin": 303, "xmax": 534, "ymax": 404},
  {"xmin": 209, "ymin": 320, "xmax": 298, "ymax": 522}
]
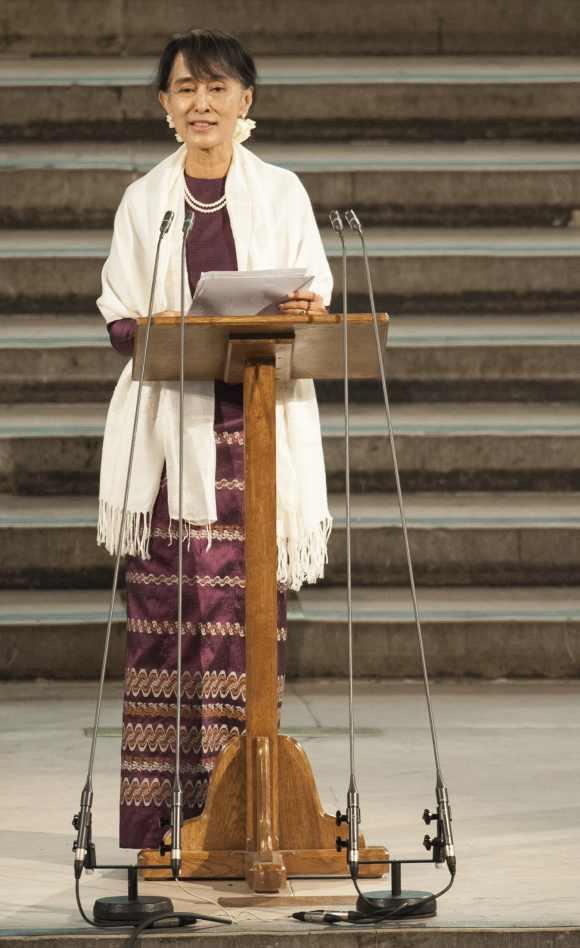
[{"xmin": 109, "ymin": 173, "xmax": 288, "ymax": 849}]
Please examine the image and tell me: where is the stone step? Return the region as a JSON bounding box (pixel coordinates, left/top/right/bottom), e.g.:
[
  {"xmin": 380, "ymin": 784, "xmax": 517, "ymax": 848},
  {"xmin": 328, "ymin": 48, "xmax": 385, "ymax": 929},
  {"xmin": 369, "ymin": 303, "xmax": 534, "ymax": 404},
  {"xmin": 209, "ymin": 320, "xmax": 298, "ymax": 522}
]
[
  {"xmin": 1, "ymin": 313, "xmax": 579, "ymax": 403},
  {"xmin": 320, "ymin": 401, "xmax": 580, "ymax": 491},
  {"xmin": 1, "ymin": 401, "xmax": 578, "ymax": 495},
  {"xmin": 294, "ymin": 584, "xmax": 580, "ymax": 678},
  {"xmin": 0, "ymin": 589, "xmax": 126, "ymax": 678},
  {"xmin": 2, "ymin": 2, "xmax": 580, "ymax": 58},
  {"xmin": 5, "ymin": 142, "xmax": 580, "ymax": 228},
  {"xmin": 319, "ymin": 312, "xmax": 580, "ymax": 403},
  {"xmin": 0, "ymin": 491, "xmax": 578, "ymax": 589},
  {"xmin": 0, "ymin": 583, "xmax": 578, "ymax": 679},
  {"xmin": 3, "ymin": 56, "xmax": 580, "ymax": 142},
  {"xmin": 3, "ymin": 228, "xmax": 580, "ymax": 315}
]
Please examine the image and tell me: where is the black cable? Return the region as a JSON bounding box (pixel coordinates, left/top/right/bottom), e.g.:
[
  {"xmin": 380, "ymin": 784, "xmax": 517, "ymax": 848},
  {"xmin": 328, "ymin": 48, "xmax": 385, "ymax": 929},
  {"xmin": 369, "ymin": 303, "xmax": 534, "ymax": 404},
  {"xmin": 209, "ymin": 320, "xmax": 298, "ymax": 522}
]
[
  {"xmin": 288, "ymin": 862, "xmax": 456, "ymax": 928},
  {"xmin": 74, "ymin": 875, "xmax": 231, "ymax": 938},
  {"xmin": 125, "ymin": 912, "xmax": 199, "ymax": 948},
  {"xmin": 75, "ymin": 878, "xmax": 128, "ymax": 930},
  {"xmin": 125, "ymin": 911, "xmax": 230, "ymax": 947}
]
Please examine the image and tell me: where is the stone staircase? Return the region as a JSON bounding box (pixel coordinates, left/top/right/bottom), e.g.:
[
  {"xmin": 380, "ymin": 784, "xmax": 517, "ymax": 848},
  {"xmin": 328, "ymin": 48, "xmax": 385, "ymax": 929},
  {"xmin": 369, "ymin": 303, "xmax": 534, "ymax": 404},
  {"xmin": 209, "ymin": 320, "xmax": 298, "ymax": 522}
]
[{"xmin": 0, "ymin": 3, "xmax": 579, "ymax": 680}]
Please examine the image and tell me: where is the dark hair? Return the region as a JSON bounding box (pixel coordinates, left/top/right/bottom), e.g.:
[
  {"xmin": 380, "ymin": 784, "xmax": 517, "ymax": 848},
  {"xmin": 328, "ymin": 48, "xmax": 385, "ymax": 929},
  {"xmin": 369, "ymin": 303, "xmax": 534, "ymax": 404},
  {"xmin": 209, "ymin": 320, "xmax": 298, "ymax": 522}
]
[{"xmin": 156, "ymin": 28, "xmax": 257, "ymax": 100}]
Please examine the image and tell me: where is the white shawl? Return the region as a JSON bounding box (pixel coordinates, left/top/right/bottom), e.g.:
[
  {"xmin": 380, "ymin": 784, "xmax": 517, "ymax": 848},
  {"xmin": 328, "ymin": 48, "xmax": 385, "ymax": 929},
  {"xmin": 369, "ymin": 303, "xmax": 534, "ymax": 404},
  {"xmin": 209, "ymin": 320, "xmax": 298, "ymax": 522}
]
[{"xmin": 96, "ymin": 141, "xmax": 334, "ymax": 591}]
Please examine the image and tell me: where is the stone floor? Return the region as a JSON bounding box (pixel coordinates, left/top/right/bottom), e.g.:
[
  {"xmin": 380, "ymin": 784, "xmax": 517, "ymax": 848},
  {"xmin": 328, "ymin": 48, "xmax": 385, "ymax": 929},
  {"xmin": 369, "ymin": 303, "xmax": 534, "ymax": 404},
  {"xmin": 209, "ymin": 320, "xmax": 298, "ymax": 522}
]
[{"xmin": 0, "ymin": 678, "xmax": 578, "ymax": 938}]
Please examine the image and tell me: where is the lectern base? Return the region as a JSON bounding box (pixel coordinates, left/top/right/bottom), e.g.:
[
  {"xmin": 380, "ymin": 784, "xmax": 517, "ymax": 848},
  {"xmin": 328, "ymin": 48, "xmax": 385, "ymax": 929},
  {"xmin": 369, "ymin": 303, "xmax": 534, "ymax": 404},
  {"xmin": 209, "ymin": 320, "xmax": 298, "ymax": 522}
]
[{"xmin": 139, "ymin": 735, "xmax": 388, "ymax": 891}]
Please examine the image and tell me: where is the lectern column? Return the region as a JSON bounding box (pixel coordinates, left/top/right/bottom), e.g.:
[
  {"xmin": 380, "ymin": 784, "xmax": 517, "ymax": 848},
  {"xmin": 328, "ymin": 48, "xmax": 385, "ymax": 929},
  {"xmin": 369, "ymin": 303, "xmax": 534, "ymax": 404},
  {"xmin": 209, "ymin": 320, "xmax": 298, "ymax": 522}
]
[{"xmin": 243, "ymin": 357, "xmax": 286, "ymax": 891}]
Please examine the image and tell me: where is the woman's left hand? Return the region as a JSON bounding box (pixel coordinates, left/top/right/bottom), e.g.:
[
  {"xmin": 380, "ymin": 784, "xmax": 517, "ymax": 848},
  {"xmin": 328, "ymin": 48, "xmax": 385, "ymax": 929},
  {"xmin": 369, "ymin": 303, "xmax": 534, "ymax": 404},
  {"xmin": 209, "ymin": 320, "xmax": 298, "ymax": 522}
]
[{"xmin": 278, "ymin": 290, "xmax": 327, "ymax": 315}]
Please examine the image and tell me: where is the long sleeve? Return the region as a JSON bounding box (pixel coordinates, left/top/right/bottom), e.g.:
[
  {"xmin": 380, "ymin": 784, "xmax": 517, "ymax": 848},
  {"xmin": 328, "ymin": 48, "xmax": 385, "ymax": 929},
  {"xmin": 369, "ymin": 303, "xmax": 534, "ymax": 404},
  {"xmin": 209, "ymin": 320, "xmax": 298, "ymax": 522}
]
[{"xmin": 107, "ymin": 317, "xmax": 136, "ymax": 356}]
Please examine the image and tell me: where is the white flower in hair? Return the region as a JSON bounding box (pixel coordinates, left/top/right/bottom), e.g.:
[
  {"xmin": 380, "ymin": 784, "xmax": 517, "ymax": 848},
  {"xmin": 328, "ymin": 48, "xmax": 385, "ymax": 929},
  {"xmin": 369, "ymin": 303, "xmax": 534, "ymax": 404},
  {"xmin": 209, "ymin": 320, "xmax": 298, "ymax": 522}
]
[
  {"xmin": 233, "ymin": 116, "xmax": 256, "ymax": 144},
  {"xmin": 165, "ymin": 112, "xmax": 183, "ymax": 143},
  {"xmin": 165, "ymin": 112, "xmax": 256, "ymax": 145}
]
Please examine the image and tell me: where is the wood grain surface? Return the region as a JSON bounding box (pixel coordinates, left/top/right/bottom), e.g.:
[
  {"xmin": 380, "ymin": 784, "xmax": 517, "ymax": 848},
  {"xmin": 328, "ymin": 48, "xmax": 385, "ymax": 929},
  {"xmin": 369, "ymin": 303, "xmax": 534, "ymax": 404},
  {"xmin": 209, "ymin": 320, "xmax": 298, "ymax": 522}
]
[{"xmin": 133, "ymin": 312, "xmax": 389, "ymax": 382}]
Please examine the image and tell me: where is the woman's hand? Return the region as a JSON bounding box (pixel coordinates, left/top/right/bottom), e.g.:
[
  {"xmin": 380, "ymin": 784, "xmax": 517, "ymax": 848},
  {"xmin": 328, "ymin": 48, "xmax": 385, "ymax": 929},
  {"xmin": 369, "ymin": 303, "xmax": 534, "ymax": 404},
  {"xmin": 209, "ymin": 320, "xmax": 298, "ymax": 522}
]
[{"xmin": 278, "ymin": 290, "xmax": 327, "ymax": 315}]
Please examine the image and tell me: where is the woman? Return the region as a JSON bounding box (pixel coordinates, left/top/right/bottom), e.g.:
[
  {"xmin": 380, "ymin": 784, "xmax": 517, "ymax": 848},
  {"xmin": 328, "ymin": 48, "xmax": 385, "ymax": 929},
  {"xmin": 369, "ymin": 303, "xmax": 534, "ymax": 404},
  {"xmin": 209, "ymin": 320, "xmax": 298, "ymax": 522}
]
[{"xmin": 96, "ymin": 28, "xmax": 333, "ymax": 850}]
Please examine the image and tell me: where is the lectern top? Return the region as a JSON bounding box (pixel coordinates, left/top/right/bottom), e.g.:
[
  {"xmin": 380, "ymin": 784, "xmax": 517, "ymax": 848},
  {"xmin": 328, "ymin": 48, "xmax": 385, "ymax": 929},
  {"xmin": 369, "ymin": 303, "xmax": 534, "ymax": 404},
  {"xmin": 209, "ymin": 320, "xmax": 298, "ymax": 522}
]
[
  {"xmin": 133, "ymin": 311, "xmax": 389, "ymax": 383},
  {"xmin": 136, "ymin": 311, "xmax": 388, "ymax": 328}
]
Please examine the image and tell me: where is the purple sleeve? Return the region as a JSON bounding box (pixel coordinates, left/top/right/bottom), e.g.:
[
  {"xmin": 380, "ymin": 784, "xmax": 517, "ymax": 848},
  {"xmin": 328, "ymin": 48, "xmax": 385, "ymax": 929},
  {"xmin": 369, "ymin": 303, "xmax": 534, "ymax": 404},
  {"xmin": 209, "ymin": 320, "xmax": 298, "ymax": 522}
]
[{"xmin": 107, "ymin": 317, "xmax": 136, "ymax": 357}]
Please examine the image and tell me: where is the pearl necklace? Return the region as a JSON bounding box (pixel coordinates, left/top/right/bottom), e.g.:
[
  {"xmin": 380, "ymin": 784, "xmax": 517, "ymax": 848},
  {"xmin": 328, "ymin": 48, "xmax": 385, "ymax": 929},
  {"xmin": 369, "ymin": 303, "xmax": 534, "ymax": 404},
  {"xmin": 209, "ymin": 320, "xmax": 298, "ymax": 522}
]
[{"xmin": 184, "ymin": 177, "xmax": 227, "ymax": 214}]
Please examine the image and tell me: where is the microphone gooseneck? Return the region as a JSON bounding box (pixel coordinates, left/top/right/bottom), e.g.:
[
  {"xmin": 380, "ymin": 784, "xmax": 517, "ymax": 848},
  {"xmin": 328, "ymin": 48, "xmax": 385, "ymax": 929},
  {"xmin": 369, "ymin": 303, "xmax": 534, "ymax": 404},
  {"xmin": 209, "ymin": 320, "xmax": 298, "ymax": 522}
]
[
  {"xmin": 329, "ymin": 210, "xmax": 360, "ymax": 876},
  {"xmin": 170, "ymin": 208, "xmax": 195, "ymax": 879},
  {"xmin": 72, "ymin": 209, "xmax": 175, "ymax": 880},
  {"xmin": 344, "ymin": 208, "xmax": 456, "ymax": 877}
]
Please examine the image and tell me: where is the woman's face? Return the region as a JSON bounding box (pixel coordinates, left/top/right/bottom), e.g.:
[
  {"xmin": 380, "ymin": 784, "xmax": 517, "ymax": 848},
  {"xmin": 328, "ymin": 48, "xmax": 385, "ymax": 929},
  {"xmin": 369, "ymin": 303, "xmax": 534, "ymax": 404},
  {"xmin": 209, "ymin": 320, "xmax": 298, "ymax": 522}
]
[{"xmin": 159, "ymin": 51, "xmax": 253, "ymax": 151}]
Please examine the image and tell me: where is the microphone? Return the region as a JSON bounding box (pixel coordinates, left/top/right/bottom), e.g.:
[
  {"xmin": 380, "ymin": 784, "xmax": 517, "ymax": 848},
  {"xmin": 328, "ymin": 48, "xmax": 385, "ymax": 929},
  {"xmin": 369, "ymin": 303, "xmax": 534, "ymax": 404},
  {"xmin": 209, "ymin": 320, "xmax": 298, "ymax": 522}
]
[
  {"xmin": 344, "ymin": 208, "xmax": 374, "ymax": 314},
  {"xmin": 170, "ymin": 783, "xmax": 183, "ymax": 880},
  {"xmin": 72, "ymin": 208, "xmax": 175, "ymax": 882},
  {"xmin": 183, "ymin": 208, "xmax": 194, "ymax": 240},
  {"xmin": 345, "ymin": 207, "xmax": 458, "ymax": 881},
  {"xmin": 329, "ymin": 209, "xmax": 344, "ymax": 234},
  {"xmin": 72, "ymin": 780, "xmax": 93, "ymax": 879},
  {"xmin": 146, "ymin": 210, "xmax": 175, "ymax": 316},
  {"xmin": 169, "ymin": 207, "xmax": 195, "ymax": 880},
  {"xmin": 329, "ymin": 210, "xmax": 347, "ymax": 324},
  {"xmin": 160, "ymin": 209, "xmax": 174, "ymax": 236},
  {"xmin": 344, "ymin": 208, "xmax": 361, "ymax": 232},
  {"xmin": 329, "ymin": 209, "xmax": 360, "ymax": 879},
  {"xmin": 346, "ymin": 777, "xmax": 360, "ymax": 877}
]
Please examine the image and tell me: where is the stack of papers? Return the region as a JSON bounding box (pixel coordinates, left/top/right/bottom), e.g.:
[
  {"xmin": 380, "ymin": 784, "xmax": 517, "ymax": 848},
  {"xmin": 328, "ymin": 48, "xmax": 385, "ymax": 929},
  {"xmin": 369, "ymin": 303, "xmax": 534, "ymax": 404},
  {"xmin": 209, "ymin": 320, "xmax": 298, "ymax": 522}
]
[{"xmin": 188, "ymin": 268, "xmax": 314, "ymax": 316}]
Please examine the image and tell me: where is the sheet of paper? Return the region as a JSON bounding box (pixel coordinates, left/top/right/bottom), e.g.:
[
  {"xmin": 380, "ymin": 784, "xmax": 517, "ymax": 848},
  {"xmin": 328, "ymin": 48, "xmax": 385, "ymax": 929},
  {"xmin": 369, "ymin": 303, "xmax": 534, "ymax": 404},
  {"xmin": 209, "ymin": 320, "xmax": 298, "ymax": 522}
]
[{"xmin": 188, "ymin": 268, "xmax": 314, "ymax": 316}]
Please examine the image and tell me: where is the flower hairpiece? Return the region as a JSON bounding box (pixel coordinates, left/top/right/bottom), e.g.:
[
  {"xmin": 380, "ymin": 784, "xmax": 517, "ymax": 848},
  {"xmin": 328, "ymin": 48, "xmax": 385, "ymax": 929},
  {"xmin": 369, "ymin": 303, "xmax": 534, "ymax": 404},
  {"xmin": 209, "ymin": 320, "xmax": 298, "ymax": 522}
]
[
  {"xmin": 165, "ymin": 113, "xmax": 256, "ymax": 145},
  {"xmin": 233, "ymin": 116, "xmax": 256, "ymax": 144}
]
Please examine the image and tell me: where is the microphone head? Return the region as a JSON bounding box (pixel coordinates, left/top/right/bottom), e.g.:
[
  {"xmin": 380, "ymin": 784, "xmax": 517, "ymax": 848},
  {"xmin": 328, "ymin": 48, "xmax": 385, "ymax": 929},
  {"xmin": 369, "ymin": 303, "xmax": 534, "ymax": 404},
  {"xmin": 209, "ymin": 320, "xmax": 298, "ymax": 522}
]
[
  {"xmin": 344, "ymin": 209, "xmax": 362, "ymax": 232},
  {"xmin": 183, "ymin": 209, "xmax": 195, "ymax": 236},
  {"xmin": 329, "ymin": 210, "xmax": 344, "ymax": 233},
  {"xmin": 160, "ymin": 210, "xmax": 174, "ymax": 235}
]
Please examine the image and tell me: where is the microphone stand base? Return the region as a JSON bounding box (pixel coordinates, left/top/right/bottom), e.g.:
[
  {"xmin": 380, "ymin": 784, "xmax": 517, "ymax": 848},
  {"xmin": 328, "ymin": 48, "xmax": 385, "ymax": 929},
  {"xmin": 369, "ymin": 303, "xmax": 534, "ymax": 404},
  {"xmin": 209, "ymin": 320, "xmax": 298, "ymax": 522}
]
[
  {"xmin": 93, "ymin": 866, "xmax": 173, "ymax": 924},
  {"xmin": 356, "ymin": 889, "xmax": 436, "ymax": 919},
  {"xmin": 93, "ymin": 895, "xmax": 174, "ymax": 925}
]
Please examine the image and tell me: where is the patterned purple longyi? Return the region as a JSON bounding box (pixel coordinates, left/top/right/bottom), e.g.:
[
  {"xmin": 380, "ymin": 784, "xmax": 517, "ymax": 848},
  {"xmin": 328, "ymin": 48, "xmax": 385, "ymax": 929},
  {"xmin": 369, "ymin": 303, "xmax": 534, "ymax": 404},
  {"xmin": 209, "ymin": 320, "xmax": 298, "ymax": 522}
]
[{"xmin": 120, "ymin": 382, "xmax": 288, "ymax": 849}]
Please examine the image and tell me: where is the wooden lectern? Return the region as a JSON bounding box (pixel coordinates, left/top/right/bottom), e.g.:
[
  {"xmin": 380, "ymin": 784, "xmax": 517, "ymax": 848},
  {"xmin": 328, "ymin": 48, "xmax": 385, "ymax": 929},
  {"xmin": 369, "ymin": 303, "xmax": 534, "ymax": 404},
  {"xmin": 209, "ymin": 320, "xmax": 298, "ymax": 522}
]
[{"xmin": 133, "ymin": 312, "xmax": 389, "ymax": 893}]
